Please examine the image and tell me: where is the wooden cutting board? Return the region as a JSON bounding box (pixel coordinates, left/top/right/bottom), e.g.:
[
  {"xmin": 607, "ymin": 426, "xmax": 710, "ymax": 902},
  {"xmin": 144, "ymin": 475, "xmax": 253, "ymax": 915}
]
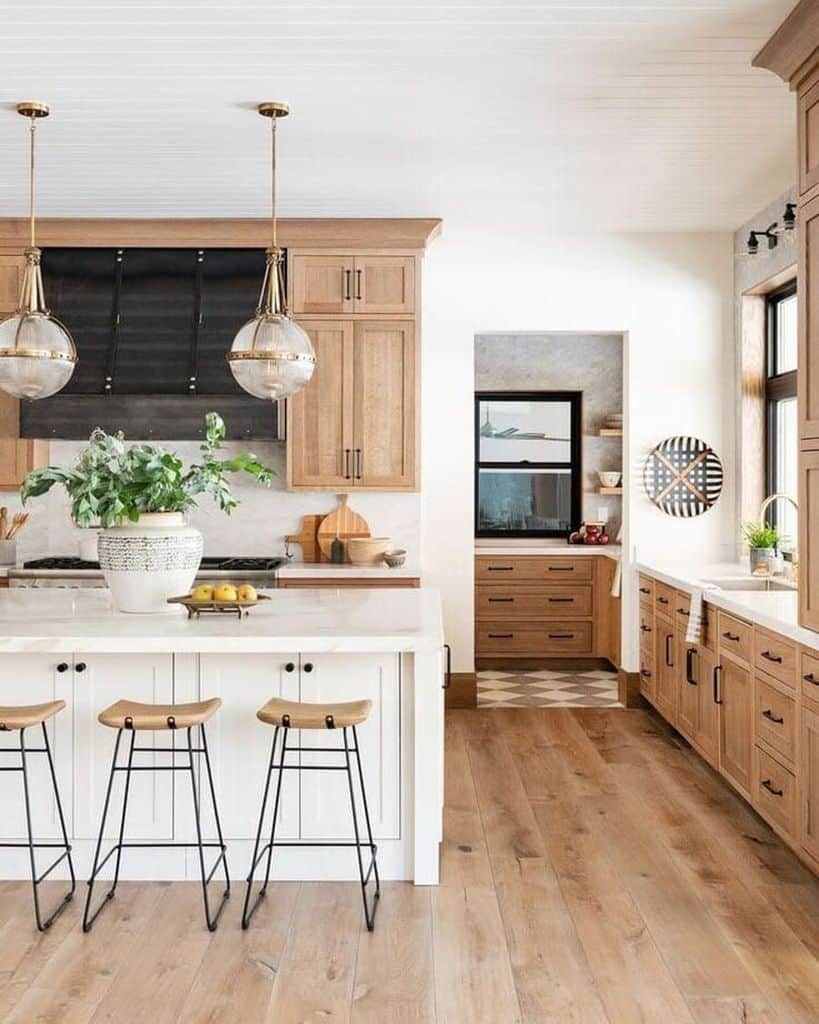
[
  {"xmin": 285, "ymin": 515, "xmax": 324, "ymax": 563},
  {"xmin": 317, "ymin": 494, "xmax": 371, "ymax": 562}
]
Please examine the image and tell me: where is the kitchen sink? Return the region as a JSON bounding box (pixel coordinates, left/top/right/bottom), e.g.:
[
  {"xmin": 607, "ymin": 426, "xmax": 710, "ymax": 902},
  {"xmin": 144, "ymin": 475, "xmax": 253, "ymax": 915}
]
[{"xmin": 700, "ymin": 577, "xmax": 796, "ymax": 592}]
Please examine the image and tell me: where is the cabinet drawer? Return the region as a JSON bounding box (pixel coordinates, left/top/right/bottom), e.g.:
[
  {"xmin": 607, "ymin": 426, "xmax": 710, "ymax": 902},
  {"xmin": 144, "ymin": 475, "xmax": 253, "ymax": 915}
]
[
  {"xmin": 638, "ymin": 574, "xmax": 655, "ymax": 606},
  {"xmin": 475, "ymin": 556, "xmax": 592, "ymax": 583},
  {"xmin": 718, "ymin": 611, "xmax": 752, "ymax": 664},
  {"xmin": 754, "ymin": 627, "xmax": 797, "ymax": 689},
  {"xmin": 754, "ymin": 746, "xmax": 797, "ymax": 840},
  {"xmin": 654, "ymin": 581, "xmax": 676, "ymax": 617},
  {"xmin": 638, "ymin": 606, "xmax": 654, "ymax": 641},
  {"xmin": 755, "ymin": 673, "xmax": 796, "ymax": 764},
  {"xmin": 802, "ymin": 649, "xmax": 819, "ymax": 707},
  {"xmin": 475, "ymin": 585, "xmax": 591, "ymax": 620},
  {"xmin": 674, "ymin": 589, "xmax": 691, "ymax": 631},
  {"xmin": 476, "ymin": 621, "xmax": 592, "ymax": 656}
]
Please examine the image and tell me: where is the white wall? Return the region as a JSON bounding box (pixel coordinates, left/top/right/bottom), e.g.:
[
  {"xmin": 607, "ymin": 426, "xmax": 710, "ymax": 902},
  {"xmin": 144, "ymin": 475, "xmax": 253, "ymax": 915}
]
[{"xmin": 421, "ymin": 226, "xmax": 736, "ymax": 673}]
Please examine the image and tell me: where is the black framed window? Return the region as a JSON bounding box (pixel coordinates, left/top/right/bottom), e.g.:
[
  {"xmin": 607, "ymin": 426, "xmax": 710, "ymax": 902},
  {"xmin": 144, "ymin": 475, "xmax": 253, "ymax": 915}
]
[
  {"xmin": 475, "ymin": 391, "xmax": 582, "ymax": 538},
  {"xmin": 766, "ymin": 280, "xmax": 798, "ymax": 544}
]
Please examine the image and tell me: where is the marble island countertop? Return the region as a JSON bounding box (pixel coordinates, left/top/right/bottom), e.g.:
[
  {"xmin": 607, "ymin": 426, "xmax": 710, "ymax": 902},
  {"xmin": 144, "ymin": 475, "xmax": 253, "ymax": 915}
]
[
  {"xmin": 634, "ymin": 559, "xmax": 819, "ymax": 651},
  {"xmin": 0, "ymin": 586, "xmax": 444, "ymax": 655}
]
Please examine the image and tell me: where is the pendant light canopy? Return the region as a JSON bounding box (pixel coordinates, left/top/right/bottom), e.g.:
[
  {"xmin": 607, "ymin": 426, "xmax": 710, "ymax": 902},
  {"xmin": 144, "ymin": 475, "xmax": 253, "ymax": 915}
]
[
  {"xmin": 0, "ymin": 103, "xmax": 76, "ymax": 401},
  {"xmin": 227, "ymin": 102, "xmax": 315, "ymax": 401}
]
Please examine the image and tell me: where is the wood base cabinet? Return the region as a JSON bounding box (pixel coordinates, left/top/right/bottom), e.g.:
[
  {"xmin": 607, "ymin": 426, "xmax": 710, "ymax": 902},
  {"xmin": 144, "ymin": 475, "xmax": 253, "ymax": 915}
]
[
  {"xmin": 801, "ymin": 701, "xmax": 819, "ymax": 863},
  {"xmin": 654, "ymin": 617, "xmax": 677, "ymax": 723},
  {"xmin": 717, "ymin": 656, "xmax": 754, "ymax": 798}
]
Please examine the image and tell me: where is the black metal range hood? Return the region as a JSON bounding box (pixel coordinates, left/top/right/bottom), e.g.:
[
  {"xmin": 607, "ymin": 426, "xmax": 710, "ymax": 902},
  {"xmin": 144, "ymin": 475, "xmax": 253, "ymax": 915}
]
[{"xmin": 20, "ymin": 247, "xmax": 285, "ymax": 442}]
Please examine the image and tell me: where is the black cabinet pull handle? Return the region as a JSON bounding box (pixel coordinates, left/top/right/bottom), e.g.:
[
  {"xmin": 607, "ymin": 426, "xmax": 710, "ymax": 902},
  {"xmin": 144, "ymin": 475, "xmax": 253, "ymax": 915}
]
[
  {"xmin": 665, "ymin": 633, "xmax": 673, "ymax": 668},
  {"xmin": 443, "ymin": 643, "xmax": 452, "ymax": 690},
  {"xmin": 488, "ymin": 633, "xmax": 513, "ymax": 639},
  {"xmin": 685, "ymin": 647, "xmax": 697, "ymax": 685},
  {"xmin": 547, "ymin": 566, "xmax": 574, "ymax": 572},
  {"xmin": 344, "ymin": 448, "xmax": 352, "ymax": 479},
  {"xmin": 640, "ymin": 668, "xmax": 652, "ymax": 679},
  {"xmin": 762, "ymin": 709, "xmax": 784, "ymax": 724},
  {"xmin": 303, "ymin": 662, "xmax": 314, "ymax": 673},
  {"xmin": 804, "ymin": 672, "xmax": 819, "ymax": 686},
  {"xmin": 678, "ymin": 608, "xmax": 690, "ymax": 617},
  {"xmin": 488, "ymin": 597, "xmax": 514, "ymax": 603},
  {"xmin": 285, "ymin": 662, "xmax": 295, "ymax": 673},
  {"xmin": 640, "ymin": 624, "xmax": 651, "ymax": 633},
  {"xmin": 344, "ymin": 268, "xmax": 352, "ymax": 301},
  {"xmin": 713, "ymin": 664, "xmax": 723, "ymax": 704},
  {"xmin": 761, "ymin": 651, "xmax": 783, "ymax": 664},
  {"xmin": 353, "ymin": 448, "xmax": 362, "ymax": 480},
  {"xmin": 56, "ymin": 662, "xmax": 69, "ymax": 673},
  {"xmin": 355, "ymin": 268, "xmax": 362, "ymax": 300},
  {"xmin": 548, "ymin": 597, "xmax": 573, "ymax": 603},
  {"xmin": 639, "ymin": 587, "xmax": 650, "ymax": 595},
  {"xmin": 549, "ymin": 633, "xmax": 574, "ymax": 639},
  {"xmin": 761, "ymin": 779, "xmax": 783, "ymax": 797},
  {"xmin": 722, "ymin": 631, "xmax": 740, "ymax": 642},
  {"xmin": 487, "ymin": 566, "xmax": 514, "ymax": 572},
  {"xmin": 658, "ymin": 596, "xmax": 669, "ymax": 604},
  {"xmin": 75, "ymin": 662, "xmax": 87, "ymax": 673}
]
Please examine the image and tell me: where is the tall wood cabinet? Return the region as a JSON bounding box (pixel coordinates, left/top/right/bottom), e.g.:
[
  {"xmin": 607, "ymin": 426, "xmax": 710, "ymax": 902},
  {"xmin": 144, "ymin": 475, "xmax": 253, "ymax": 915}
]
[
  {"xmin": 287, "ymin": 252, "xmax": 420, "ymax": 491},
  {"xmin": 755, "ymin": 5, "xmax": 819, "ymax": 630},
  {"xmin": 0, "ymin": 251, "xmax": 49, "ymax": 490}
]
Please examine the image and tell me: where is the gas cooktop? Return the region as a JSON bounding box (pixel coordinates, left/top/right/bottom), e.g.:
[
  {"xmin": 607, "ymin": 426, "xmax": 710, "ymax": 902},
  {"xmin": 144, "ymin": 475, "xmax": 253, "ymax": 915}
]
[{"xmin": 22, "ymin": 556, "xmax": 288, "ymax": 572}]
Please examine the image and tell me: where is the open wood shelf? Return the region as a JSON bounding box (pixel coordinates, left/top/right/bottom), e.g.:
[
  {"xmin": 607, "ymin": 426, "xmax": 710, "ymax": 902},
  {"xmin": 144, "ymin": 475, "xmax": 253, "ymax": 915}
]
[
  {"xmin": 598, "ymin": 428, "xmax": 623, "ymax": 437},
  {"xmin": 598, "ymin": 486, "xmax": 623, "ymax": 495}
]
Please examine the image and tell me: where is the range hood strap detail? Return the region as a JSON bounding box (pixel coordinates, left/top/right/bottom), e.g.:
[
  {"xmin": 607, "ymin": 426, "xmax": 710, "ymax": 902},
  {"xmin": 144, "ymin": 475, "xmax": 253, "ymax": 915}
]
[
  {"xmin": 189, "ymin": 249, "xmax": 204, "ymax": 393},
  {"xmin": 104, "ymin": 249, "xmax": 125, "ymax": 393}
]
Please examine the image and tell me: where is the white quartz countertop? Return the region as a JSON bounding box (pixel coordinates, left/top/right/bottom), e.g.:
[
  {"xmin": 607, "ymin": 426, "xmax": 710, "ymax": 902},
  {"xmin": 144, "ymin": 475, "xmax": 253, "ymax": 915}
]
[
  {"xmin": 634, "ymin": 559, "xmax": 819, "ymax": 652},
  {"xmin": 0, "ymin": 587, "xmax": 444, "ymax": 654},
  {"xmin": 476, "ymin": 545, "xmax": 621, "ymax": 559}
]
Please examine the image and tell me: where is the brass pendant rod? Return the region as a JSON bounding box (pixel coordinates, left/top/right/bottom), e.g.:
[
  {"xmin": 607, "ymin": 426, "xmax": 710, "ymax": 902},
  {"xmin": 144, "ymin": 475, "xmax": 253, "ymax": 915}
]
[
  {"xmin": 270, "ymin": 114, "xmax": 277, "ymax": 250},
  {"xmin": 28, "ymin": 114, "xmax": 36, "ymax": 249}
]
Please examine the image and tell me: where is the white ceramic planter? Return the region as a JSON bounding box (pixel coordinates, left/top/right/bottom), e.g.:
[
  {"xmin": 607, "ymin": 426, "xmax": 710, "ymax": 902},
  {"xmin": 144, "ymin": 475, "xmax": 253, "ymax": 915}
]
[{"xmin": 98, "ymin": 512, "xmax": 203, "ymax": 614}]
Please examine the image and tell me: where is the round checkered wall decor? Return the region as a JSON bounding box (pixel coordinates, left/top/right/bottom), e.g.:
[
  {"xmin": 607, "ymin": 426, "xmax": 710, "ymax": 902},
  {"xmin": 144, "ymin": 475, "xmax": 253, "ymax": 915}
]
[{"xmin": 643, "ymin": 436, "xmax": 723, "ymax": 517}]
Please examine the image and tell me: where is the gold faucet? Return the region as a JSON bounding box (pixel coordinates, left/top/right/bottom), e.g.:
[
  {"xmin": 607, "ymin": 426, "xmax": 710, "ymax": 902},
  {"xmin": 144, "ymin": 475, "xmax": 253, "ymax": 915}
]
[{"xmin": 759, "ymin": 493, "xmax": 798, "ymax": 577}]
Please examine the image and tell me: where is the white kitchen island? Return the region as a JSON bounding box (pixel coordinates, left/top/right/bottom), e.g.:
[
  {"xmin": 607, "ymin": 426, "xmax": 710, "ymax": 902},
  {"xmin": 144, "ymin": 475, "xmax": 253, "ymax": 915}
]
[{"xmin": 0, "ymin": 587, "xmax": 445, "ymax": 885}]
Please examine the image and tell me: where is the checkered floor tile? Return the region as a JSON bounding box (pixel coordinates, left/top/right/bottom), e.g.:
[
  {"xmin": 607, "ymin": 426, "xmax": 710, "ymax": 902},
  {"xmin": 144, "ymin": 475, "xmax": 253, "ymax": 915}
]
[{"xmin": 477, "ymin": 669, "xmax": 620, "ymax": 708}]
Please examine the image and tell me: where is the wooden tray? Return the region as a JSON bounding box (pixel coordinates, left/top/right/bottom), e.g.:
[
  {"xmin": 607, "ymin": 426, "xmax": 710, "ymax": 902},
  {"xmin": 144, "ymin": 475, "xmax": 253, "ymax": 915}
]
[
  {"xmin": 317, "ymin": 494, "xmax": 370, "ymax": 562},
  {"xmin": 168, "ymin": 593, "xmax": 271, "ymax": 620},
  {"xmin": 285, "ymin": 514, "xmax": 324, "ymax": 563}
]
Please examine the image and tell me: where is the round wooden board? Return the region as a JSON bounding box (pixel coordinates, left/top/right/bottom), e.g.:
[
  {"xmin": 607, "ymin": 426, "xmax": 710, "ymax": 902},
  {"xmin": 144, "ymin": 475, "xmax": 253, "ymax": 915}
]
[{"xmin": 317, "ymin": 494, "xmax": 371, "ymax": 561}]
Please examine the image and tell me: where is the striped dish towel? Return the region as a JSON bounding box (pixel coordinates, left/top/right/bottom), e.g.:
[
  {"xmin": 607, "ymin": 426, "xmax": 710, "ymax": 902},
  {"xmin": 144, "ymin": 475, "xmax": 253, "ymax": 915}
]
[{"xmin": 685, "ymin": 586, "xmax": 718, "ymax": 644}]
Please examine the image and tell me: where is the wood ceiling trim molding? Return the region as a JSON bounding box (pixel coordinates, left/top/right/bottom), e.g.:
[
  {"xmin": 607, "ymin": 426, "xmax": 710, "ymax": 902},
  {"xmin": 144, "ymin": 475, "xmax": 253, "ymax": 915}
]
[
  {"xmin": 0, "ymin": 218, "xmax": 442, "ymax": 251},
  {"xmin": 753, "ymin": 0, "xmax": 819, "ymax": 86}
]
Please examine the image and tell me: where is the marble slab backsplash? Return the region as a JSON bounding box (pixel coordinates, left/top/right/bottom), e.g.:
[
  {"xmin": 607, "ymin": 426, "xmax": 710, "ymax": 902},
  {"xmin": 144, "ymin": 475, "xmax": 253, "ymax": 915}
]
[{"xmin": 2, "ymin": 441, "xmax": 421, "ymax": 566}]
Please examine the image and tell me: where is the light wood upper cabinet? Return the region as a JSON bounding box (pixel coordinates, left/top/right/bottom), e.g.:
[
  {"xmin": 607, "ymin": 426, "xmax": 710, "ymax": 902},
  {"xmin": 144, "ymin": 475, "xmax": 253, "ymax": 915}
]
[
  {"xmin": 718, "ymin": 657, "xmax": 753, "ymax": 798},
  {"xmin": 352, "ymin": 320, "xmax": 416, "ymax": 488},
  {"xmin": 291, "ymin": 255, "xmax": 355, "ymax": 315},
  {"xmin": 288, "ymin": 319, "xmax": 417, "ymax": 490},
  {"xmin": 800, "ymin": 449, "xmax": 819, "ymax": 631},
  {"xmin": 798, "ymin": 194, "xmax": 819, "ymax": 440},
  {"xmin": 290, "ymin": 254, "xmax": 415, "ymax": 316},
  {"xmin": 287, "ymin": 320, "xmax": 354, "ymax": 488},
  {"xmin": 799, "ymin": 74, "xmax": 819, "ymax": 197}
]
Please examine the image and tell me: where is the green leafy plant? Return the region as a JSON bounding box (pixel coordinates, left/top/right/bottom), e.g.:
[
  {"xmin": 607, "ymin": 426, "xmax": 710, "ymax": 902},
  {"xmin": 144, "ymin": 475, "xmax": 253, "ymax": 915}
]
[
  {"xmin": 21, "ymin": 412, "xmax": 274, "ymax": 528},
  {"xmin": 742, "ymin": 521, "xmax": 780, "ymax": 550}
]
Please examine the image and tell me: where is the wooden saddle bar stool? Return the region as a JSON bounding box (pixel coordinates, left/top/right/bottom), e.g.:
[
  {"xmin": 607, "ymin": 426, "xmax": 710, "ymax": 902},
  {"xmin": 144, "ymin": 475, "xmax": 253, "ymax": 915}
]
[
  {"xmin": 0, "ymin": 701, "xmax": 75, "ymax": 931},
  {"xmin": 242, "ymin": 691, "xmax": 381, "ymax": 931},
  {"xmin": 83, "ymin": 697, "xmax": 230, "ymax": 933}
]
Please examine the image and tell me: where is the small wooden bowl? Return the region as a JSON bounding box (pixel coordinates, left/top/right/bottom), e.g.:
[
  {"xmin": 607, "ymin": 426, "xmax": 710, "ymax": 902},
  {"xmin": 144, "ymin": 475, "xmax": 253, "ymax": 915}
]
[
  {"xmin": 167, "ymin": 593, "xmax": 271, "ymax": 619},
  {"xmin": 384, "ymin": 549, "xmax": 407, "ymax": 568}
]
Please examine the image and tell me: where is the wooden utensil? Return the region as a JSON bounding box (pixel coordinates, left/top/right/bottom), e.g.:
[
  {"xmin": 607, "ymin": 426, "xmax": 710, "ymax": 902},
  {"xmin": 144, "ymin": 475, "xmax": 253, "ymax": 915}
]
[
  {"xmin": 285, "ymin": 514, "xmax": 324, "ymax": 563},
  {"xmin": 6, "ymin": 512, "xmax": 28, "ymax": 540},
  {"xmin": 317, "ymin": 494, "xmax": 370, "ymax": 562}
]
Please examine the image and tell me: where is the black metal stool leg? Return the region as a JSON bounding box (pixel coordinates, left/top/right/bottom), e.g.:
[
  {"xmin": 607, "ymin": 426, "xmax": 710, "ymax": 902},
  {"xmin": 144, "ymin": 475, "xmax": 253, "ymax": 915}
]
[
  {"xmin": 18, "ymin": 725, "xmax": 76, "ymax": 931},
  {"xmin": 187, "ymin": 725, "xmax": 230, "ymax": 932},
  {"xmin": 83, "ymin": 728, "xmax": 126, "ymax": 932},
  {"xmin": 343, "ymin": 726, "xmax": 380, "ymax": 931},
  {"xmin": 241, "ymin": 725, "xmax": 281, "ymax": 929}
]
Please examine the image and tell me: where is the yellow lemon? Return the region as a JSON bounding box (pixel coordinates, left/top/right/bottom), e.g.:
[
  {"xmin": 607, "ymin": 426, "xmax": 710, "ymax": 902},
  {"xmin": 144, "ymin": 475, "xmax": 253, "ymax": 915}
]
[
  {"xmin": 237, "ymin": 584, "xmax": 258, "ymax": 603},
  {"xmin": 191, "ymin": 584, "xmax": 214, "ymax": 603},
  {"xmin": 214, "ymin": 583, "xmax": 238, "ymax": 603}
]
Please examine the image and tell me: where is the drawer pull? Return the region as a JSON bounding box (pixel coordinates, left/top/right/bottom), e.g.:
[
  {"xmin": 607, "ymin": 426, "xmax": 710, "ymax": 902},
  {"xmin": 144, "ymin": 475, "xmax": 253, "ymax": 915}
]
[
  {"xmin": 713, "ymin": 664, "xmax": 723, "ymax": 705},
  {"xmin": 547, "ymin": 566, "xmax": 574, "ymax": 573},
  {"xmin": 761, "ymin": 779, "xmax": 783, "ymax": 797},
  {"xmin": 487, "ymin": 566, "xmax": 514, "ymax": 572},
  {"xmin": 640, "ymin": 668, "xmax": 652, "ymax": 679},
  {"xmin": 640, "ymin": 624, "xmax": 651, "ymax": 633},
  {"xmin": 56, "ymin": 662, "xmax": 69, "ymax": 673},
  {"xmin": 761, "ymin": 650, "xmax": 783, "ymax": 664},
  {"xmin": 657, "ymin": 596, "xmax": 669, "ymax": 604},
  {"xmin": 678, "ymin": 608, "xmax": 690, "ymax": 616},
  {"xmin": 488, "ymin": 633, "xmax": 513, "ymax": 639},
  {"xmin": 639, "ymin": 587, "xmax": 650, "ymax": 594},
  {"xmin": 762, "ymin": 709, "xmax": 784, "ymax": 724},
  {"xmin": 548, "ymin": 633, "xmax": 574, "ymax": 639},
  {"xmin": 685, "ymin": 647, "xmax": 697, "ymax": 685},
  {"xmin": 722, "ymin": 631, "xmax": 740, "ymax": 642},
  {"xmin": 804, "ymin": 672, "xmax": 819, "ymax": 686},
  {"xmin": 548, "ymin": 597, "xmax": 573, "ymax": 603},
  {"xmin": 488, "ymin": 597, "xmax": 514, "ymax": 603},
  {"xmin": 665, "ymin": 633, "xmax": 674, "ymax": 668}
]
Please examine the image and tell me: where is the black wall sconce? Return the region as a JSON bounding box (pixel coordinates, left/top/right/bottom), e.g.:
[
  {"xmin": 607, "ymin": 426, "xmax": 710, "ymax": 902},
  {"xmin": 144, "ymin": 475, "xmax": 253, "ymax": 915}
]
[{"xmin": 739, "ymin": 203, "xmax": 797, "ymax": 259}]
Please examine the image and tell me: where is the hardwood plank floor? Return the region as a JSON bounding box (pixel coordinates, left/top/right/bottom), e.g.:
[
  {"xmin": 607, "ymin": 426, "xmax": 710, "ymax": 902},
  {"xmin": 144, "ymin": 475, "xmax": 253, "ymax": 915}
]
[{"xmin": 1, "ymin": 707, "xmax": 818, "ymax": 1023}]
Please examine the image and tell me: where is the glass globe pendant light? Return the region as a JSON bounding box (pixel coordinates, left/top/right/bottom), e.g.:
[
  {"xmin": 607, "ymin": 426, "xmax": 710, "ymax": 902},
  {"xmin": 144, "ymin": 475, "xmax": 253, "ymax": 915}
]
[
  {"xmin": 0, "ymin": 102, "xmax": 77, "ymax": 400},
  {"xmin": 227, "ymin": 102, "xmax": 315, "ymax": 400}
]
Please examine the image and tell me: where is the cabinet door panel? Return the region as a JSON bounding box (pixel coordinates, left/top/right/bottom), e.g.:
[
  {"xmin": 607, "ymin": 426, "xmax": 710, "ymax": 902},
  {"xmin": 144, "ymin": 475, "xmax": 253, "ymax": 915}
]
[
  {"xmin": 801, "ymin": 703, "xmax": 819, "ymax": 862},
  {"xmin": 718, "ymin": 658, "xmax": 753, "ymax": 797},
  {"xmin": 198, "ymin": 653, "xmax": 300, "ymax": 840},
  {"xmin": 73, "ymin": 653, "xmax": 174, "ymax": 841},
  {"xmin": 354, "ymin": 256, "xmax": 415, "ymax": 314},
  {"xmin": 0, "ymin": 654, "xmax": 72, "ymax": 841},
  {"xmin": 695, "ymin": 645, "xmax": 719, "ymax": 766},
  {"xmin": 291, "ymin": 255, "xmax": 354, "ymax": 315},
  {"xmin": 677, "ymin": 639, "xmax": 699, "ymax": 742},
  {"xmin": 799, "ymin": 78, "xmax": 819, "ymax": 197},
  {"xmin": 352, "ymin": 321, "xmax": 416, "ymax": 488},
  {"xmin": 798, "ymin": 195, "xmax": 819, "ymax": 439},
  {"xmin": 288, "ymin": 320, "xmax": 353, "ymax": 488},
  {"xmin": 299, "ymin": 653, "xmax": 400, "ymax": 841},
  {"xmin": 800, "ymin": 448, "xmax": 819, "ymax": 629},
  {"xmin": 654, "ymin": 621, "xmax": 677, "ymax": 723}
]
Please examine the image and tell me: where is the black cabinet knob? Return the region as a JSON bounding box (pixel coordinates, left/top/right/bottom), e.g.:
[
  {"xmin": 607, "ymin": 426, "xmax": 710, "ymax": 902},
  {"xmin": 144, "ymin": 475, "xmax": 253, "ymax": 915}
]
[
  {"xmin": 303, "ymin": 662, "xmax": 314, "ymax": 673},
  {"xmin": 285, "ymin": 662, "xmax": 295, "ymax": 673},
  {"xmin": 75, "ymin": 662, "xmax": 87, "ymax": 673},
  {"xmin": 56, "ymin": 662, "xmax": 69, "ymax": 673}
]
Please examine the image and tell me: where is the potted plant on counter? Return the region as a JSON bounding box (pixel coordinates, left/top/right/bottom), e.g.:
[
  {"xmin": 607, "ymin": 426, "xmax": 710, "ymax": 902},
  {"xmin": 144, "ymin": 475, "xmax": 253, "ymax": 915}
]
[
  {"xmin": 21, "ymin": 412, "xmax": 274, "ymax": 613},
  {"xmin": 743, "ymin": 521, "xmax": 780, "ymax": 577}
]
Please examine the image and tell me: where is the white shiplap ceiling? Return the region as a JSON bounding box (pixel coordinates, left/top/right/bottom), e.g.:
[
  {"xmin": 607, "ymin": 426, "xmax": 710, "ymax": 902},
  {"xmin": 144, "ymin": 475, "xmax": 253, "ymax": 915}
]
[{"xmin": 0, "ymin": 0, "xmax": 799, "ymax": 231}]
